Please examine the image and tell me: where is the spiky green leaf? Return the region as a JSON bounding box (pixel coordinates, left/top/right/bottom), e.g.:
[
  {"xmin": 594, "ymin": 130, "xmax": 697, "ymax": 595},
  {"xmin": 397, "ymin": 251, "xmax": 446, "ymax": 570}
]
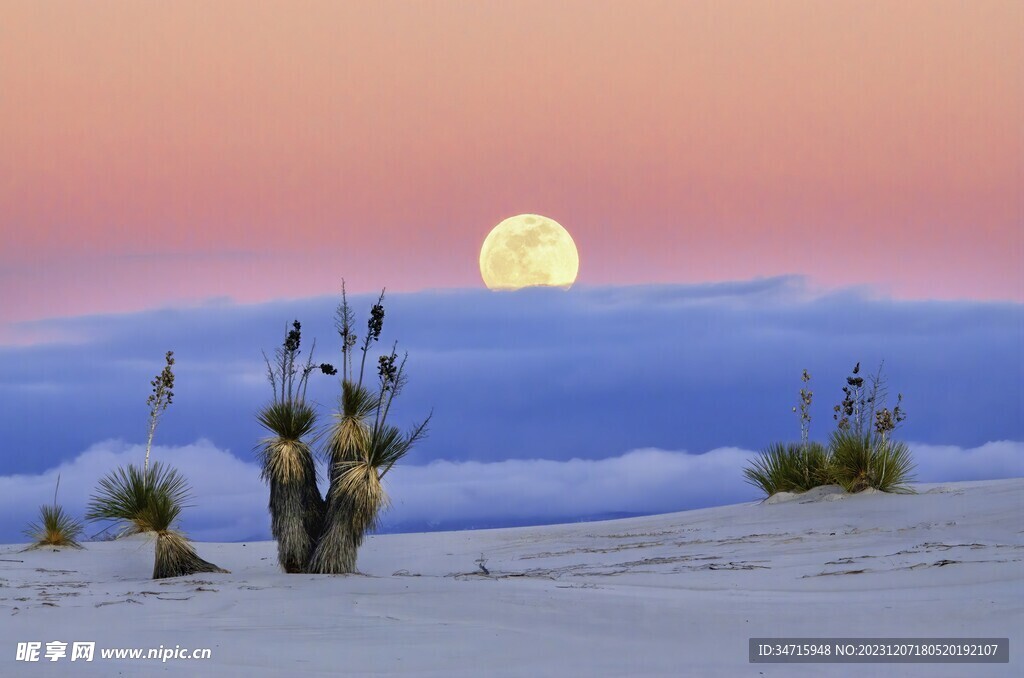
[{"xmin": 86, "ymin": 462, "xmax": 191, "ymax": 535}]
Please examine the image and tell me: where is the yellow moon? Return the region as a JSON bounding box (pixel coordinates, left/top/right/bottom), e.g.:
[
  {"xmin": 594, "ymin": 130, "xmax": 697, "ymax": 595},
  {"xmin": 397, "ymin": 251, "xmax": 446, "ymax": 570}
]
[{"xmin": 479, "ymin": 214, "xmax": 579, "ymax": 290}]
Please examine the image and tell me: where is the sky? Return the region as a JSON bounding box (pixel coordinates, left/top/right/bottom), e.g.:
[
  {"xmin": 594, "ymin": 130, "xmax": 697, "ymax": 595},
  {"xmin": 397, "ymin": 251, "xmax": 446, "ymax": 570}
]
[
  {"xmin": 1, "ymin": 0, "xmax": 1022, "ymax": 332},
  {"xmin": 0, "ymin": 2, "xmax": 1021, "ymax": 540}
]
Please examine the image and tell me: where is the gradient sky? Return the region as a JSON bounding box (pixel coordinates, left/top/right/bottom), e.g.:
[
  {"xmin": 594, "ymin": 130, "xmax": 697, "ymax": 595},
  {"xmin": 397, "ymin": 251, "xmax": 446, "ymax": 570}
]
[{"xmin": 2, "ymin": 0, "xmax": 1021, "ymax": 331}]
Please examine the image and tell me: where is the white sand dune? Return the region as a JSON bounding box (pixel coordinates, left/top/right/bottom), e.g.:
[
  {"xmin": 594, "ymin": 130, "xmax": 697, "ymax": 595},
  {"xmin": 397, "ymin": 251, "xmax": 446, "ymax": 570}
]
[{"xmin": 1, "ymin": 478, "xmax": 1021, "ymax": 677}]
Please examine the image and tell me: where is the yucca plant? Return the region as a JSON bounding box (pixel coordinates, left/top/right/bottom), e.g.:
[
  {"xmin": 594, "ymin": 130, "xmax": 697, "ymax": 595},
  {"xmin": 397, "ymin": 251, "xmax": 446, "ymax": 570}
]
[
  {"xmin": 25, "ymin": 505, "xmax": 85, "ymax": 549},
  {"xmin": 86, "ymin": 462, "xmax": 226, "ymax": 578},
  {"xmin": 870, "ymin": 438, "xmax": 915, "ymax": 494},
  {"xmin": 256, "ymin": 321, "xmax": 333, "ymax": 573},
  {"xmin": 85, "ymin": 350, "xmax": 178, "ymax": 538},
  {"xmin": 799, "ymin": 441, "xmax": 833, "ymax": 489},
  {"xmin": 743, "ymin": 441, "xmax": 832, "ymax": 497},
  {"xmin": 744, "ymin": 369, "xmax": 833, "ymax": 497},
  {"xmin": 257, "ymin": 401, "xmax": 324, "ymax": 573},
  {"xmin": 139, "ymin": 480, "xmax": 227, "ymax": 579},
  {"xmin": 829, "ymin": 430, "xmax": 915, "ymax": 493},
  {"xmin": 311, "ymin": 418, "xmax": 428, "ymax": 574},
  {"xmin": 308, "ymin": 380, "xmax": 374, "ymax": 574},
  {"xmin": 308, "ymin": 287, "xmax": 429, "ymax": 574},
  {"xmin": 24, "ymin": 477, "xmax": 84, "ymax": 549},
  {"xmin": 86, "ymin": 463, "xmax": 171, "ymax": 536},
  {"xmin": 334, "ymin": 421, "xmax": 428, "ymax": 538}
]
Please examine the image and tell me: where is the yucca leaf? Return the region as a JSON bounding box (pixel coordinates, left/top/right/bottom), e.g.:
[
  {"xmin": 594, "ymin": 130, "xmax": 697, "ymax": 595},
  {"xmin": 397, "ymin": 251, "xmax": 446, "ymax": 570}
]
[
  {"xmin": 86, "ymin": 462, "xmax": 191, "ymax": 535},
  {"xmin": 828, "ymin": 430, "xmax": 916, "ymax": 493},
  {"xmin": 323, "ymin": 381, "xmax": 375, "ymax": 468},
  {"xmin": 257, "ymin": 400, "xmax": 318, "ymax": 442},
  {"xmin": 153, "ymin": 531, "xmax": 228, "ymax": 579},
  {"xmin": 743, "ymin": 441, "xmax": 832, "ymax": 497},
  {"xmin": 871, "ymin": 438, "xmax": 916, "ymax": 493}
]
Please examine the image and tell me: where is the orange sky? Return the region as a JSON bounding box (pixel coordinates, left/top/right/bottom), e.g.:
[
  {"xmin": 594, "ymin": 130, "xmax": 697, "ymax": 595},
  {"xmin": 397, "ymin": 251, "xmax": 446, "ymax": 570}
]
[{"xmin": 1, "ymin": 0, "xmax": 1021, "ymax": 326}]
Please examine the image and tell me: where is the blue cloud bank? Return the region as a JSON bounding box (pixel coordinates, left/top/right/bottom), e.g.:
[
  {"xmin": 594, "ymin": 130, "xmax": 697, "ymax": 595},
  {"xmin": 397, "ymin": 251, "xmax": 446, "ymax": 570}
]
[
  {"xmin": 0, "ymin": 277, "xmax": 1020, "ymax": 541},
  {"xmin": 0, "ymin": 439, "xmax": 1020, "ymax": 543}
]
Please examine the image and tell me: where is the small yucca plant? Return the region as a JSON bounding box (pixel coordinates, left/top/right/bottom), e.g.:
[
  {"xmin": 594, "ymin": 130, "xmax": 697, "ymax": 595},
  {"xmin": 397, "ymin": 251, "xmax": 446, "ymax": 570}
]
[
  {"xmin": 24, "ymin": 503, "xmax": 85, "ymax": 550},
  {"xmin": 745, "ymin": 368, "xmax": 833, "ymax": 498},
  {"xmin": 743, "ymin": 441, "xmax": 832, "ymax": 497},
  {"xmin": 829, "ymin": 430, "xmax": 915, "ymax": 494},
  {"xmin": 24, "ymin": 475, "xmax": 84, "ymax": 549},
  {"xmin": 24, "ymin": 505, "xmax": 85, "ymax": 549},
  {"xmin": 869, "ymin": 438, "xmax": 915, "ymax": 494},
  {"xmin": 86, "ymin": 462, "xmax": 226, "ymax": 579}
]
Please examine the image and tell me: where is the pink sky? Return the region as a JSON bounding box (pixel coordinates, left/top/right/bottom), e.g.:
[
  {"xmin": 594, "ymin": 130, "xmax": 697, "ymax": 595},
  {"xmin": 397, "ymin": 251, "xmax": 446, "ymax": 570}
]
[{"xmin": 1, "ymin": 0, "xmax": 1021, "ymax": 327}]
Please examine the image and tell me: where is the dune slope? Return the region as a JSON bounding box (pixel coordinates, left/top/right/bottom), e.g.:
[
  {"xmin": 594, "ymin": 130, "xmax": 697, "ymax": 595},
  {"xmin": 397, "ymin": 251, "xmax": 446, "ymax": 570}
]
[{"xmin": 1, "ymin": 478, "xmax": 1021, "ymax": 676}]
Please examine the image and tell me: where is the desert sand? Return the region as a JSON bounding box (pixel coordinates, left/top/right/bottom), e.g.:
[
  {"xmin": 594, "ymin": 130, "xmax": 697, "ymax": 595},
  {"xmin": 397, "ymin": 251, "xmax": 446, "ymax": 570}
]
[{"xmin": 1, "ymin": 478, "xmax": 1020, "ymax": 676}]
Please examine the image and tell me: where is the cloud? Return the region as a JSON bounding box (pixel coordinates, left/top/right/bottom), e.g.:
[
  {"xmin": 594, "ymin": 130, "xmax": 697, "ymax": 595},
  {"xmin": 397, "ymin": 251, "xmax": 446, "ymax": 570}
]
[
  {"xmin": 0, "ymin": 440, "xmax": 267, "ymax": 543},
  {"xmin": 0, "ymin": 278, "xmax": 1021, "ymax": 479},
  {"xmin": 384, "ymin": 446, "xmax": 759, "ymax": 529},
  {"xmin": 911, "ymin": 440, "xmax": 1024, "ymax": 483},
  {"xmin": 1, "ymin": 438, "xmax": 1020, "ymax": 543}
]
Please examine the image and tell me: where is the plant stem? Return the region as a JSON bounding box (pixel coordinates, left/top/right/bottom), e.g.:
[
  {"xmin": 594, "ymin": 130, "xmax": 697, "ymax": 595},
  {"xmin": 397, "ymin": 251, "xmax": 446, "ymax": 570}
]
[{"xmin": 144, "ymin": 418, "xmax": 157, "ymax": 473}]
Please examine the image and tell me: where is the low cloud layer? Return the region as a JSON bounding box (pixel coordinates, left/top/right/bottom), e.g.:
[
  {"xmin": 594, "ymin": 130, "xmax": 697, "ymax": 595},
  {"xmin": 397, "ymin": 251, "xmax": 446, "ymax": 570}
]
[
  {"xmin": 1, "ymin": 278, "xmax": 1021, "ymax": 478},
  {"xmin": 0, "ymin": 441, "xmax": 267, "ymax": 543},
  {"xmin": 1, "ymin": 278, "xmax": 1020, "ymax": 543},
  {"xmin": 1, "ymin": 438, "xmax": 1020, "ymax": 544}
]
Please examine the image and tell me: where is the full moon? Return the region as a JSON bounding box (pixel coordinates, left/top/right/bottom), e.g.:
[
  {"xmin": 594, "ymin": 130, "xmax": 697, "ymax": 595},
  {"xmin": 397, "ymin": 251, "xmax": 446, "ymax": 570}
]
[{"xmin": 479, "ymin": 214, "xmax": 579, "ymax": 290}]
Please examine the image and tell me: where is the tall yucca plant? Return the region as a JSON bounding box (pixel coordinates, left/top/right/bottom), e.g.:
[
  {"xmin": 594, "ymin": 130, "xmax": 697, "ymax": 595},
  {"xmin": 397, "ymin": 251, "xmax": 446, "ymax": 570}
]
[
  {"xmin": 307, "ymin": 381, "xmax": 374, "ymax": 573},
  {"xmin": 86, "ymin": 462, "xmax": 226, "ymax": 578},
  {"xmin": 256, "ymin": 321, "xmax": 334, "ymax": 573},
  {"xmin": 333, "ymin": 420, "xmax": 428, "ymax": 540},
  {"xmin": 309, "ymin": 286, "xmax": 429, "ymax": 574}
]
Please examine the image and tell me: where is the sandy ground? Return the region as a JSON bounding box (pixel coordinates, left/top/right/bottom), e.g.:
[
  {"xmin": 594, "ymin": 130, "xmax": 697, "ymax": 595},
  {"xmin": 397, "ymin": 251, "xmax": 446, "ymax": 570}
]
[{"xmin": 1, "ymin": 478, "xmax": 1020, "ymax": 677}]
